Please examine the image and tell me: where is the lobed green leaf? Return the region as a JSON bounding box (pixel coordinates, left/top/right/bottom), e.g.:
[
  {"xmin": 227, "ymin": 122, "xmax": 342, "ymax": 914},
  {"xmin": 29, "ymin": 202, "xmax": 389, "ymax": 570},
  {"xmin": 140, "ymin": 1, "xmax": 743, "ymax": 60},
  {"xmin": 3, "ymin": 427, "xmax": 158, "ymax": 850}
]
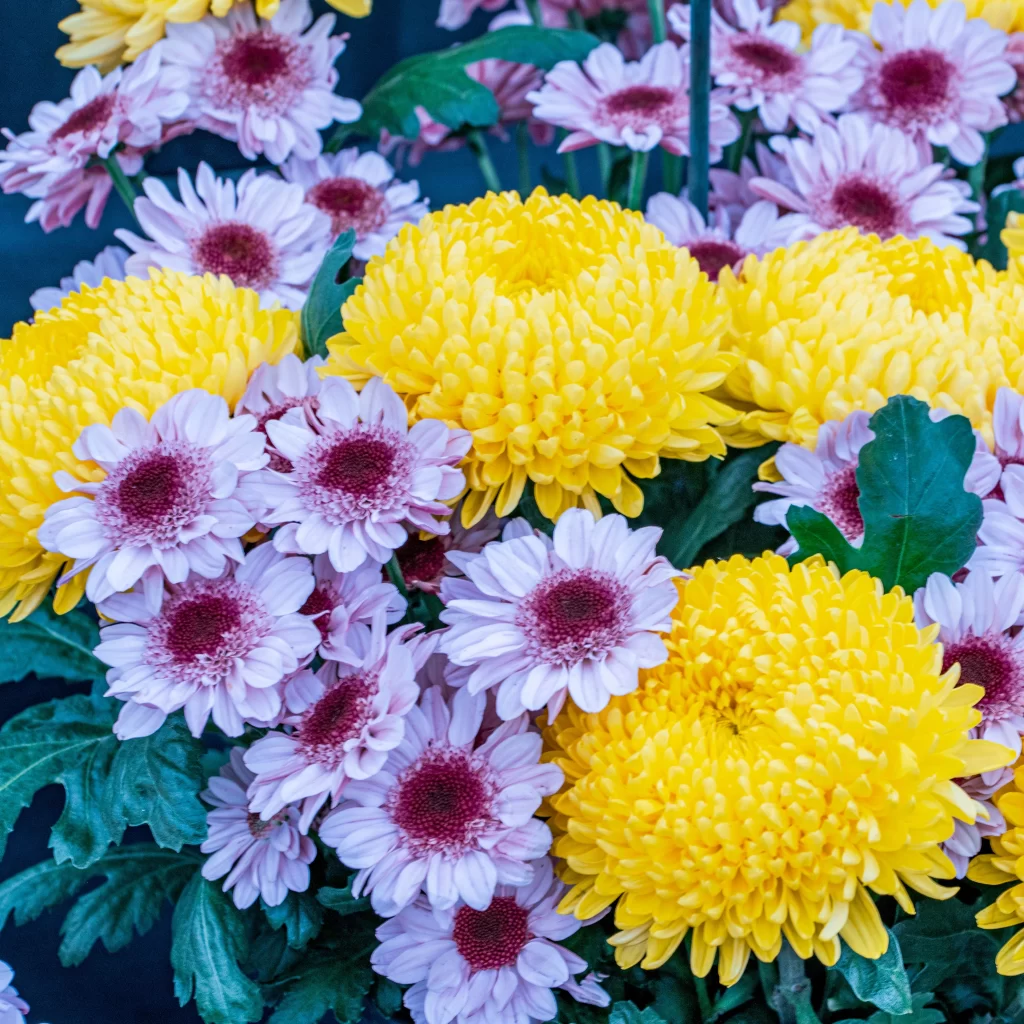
[{"xmin": 0, "ymin": 604, "xmax": 104, "ymax": 685}]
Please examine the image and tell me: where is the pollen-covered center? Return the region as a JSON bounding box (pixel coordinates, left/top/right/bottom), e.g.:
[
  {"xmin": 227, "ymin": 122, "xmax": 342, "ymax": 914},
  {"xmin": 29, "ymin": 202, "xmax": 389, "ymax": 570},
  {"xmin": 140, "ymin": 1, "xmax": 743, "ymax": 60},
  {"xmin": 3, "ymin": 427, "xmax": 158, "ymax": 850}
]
[
  {"xmin": 878, "ymin": 49, "xmax": 954, "ymax": 122},
  {"xmin": 827, "ymin": 177, "xmax": 901, "ymax": 238},
  {"xmin": 300, "ymin": 583, "xmax": 336, "ymax": 643},
  {"xmin": 297, "ymin": 673, "xmax": 375, "ymax": 765},
  {"xmin": 52, "ymin": 93, "xmax": 117, "ymax": 141},
  {"xmin": 687, "ymin": 239, "xmax": 746, "ymax": 281},
  {"xmin": 731, "ymin": 37, "xmax": 800, "ymax": 80},
  {"xmin": 192, "ymin": 223, "xmax": 278, "ymax": 291},
  {"xmin": 943, "ymin": 633, "xmax": 1024, "ymax": 717},
  {"xmin": 816, "ymin": 465, "xmax": 864, "ymax": 541},
  {"xmin": 165, "ymin": 595, "xmax": 243, "ymax": 661},
  {"xmin": 308, "ymin": 177, "xmax": 388, "ymax": 238},
  {"xmin": 518, "ymin": 568, "xmax": 631, "ymax": 666},
  {"xmin": 396, "ymin": 534, "xmax": 447, "ymax": 588},
  {"xmin": 257, "ymin": 397, "xmax": 318, "ymax": 472},
  {"xmin": 391, "ymin": 749, "xmax": 495, "ymax": 854},
  {"xmin": 604, "ymin": 84, "xmax": 678, "ymax": 120},
  {"xmin": 247, "ymin": 810, "xmax": 285, "ymax": 838},
  {"xmin": 453, "ymin": 897, "xmax": 531, "ymax": 972}
]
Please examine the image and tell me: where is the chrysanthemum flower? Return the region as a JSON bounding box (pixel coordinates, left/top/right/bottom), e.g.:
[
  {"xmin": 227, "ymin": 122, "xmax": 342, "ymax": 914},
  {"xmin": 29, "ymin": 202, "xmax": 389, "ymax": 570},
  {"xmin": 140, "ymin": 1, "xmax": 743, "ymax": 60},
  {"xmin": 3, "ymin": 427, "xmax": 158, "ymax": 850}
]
[
  {"xmin": 668, "ymin": 0, "xmax": 861, "ymax": 133},
  {"xmin": 37, "ymin": 390, "xmax": 266, "ymax": 604},
  {"xmin": 324, "ymin": 189, "xmax": 739, "ymax": 524},
  {"xmin": 440, "ymin": 509, "xmax": 679, "ymax": 720},
  {"xmin": 281, "ymin": 148, "xmax": 428, "ymax": 262},
  {"xmin": 527, "ymin": 41, "xmax": 739, "ymax": 157},
  {"xmin": 946, "ymin": 771, "xmax": 1008, "ymax": 877},
  {"xmin": 708, "ymin": 143, "xmax": 797, "ymax": 222},
  {"xmin": 319, "ymin": 685, "xmax": 563, "ymax": 916},
  {"xmin": 969, "ymin": 762, "xmax": 1024, "ymax": 974},
  {"xmin": 160, "ymin": 0, "xmax": 360, "ymax": 164},
  {"xmin": 200, "ymin": 747, "xmax": 316, "ymax": 910},
  {"xmin": 751, "ymin": 114, "xmax": 979, "ymax": 248},
  {"xmin": 95, "ymin": 530, "xmax": 320, "ymax": 740},
  {"xmin": 543, "ymin": 553, "xmax": 1013, "ymax": 983},
  {"xmin": 245, "ymin": 621, "xmax": 430, "ymax": 831},
  {"xmin": 646, "ymin": 192, "xmax": 801, "ymax": 280},
  {"xmin": 371, "ymin": 858, "xmax": 606, "ymax": 1024},
  {"xmin": 29, "ymin": 245, "xmax": 128, "ymax": 312},
  {"xmin": 850, "ymin": 0, "xmax": 1014, "ymax": 167},
  {"xmin": 395, "ymin": 506, "xmax": 503, "ymax": 595},
  {"xmin": 116, "ymin": 163, "xmax": 332, "ymax": 310},
  {"xmin": 249, "ymin": 376, "xmax": 469, "ymax": 571},
  {"xmin": 1005, "ymin": 33, "xmax": 1024, "ymax": 119},
  {"xmin": 716, "ymin": 229, "xmax": 1018, "ymax": 448},
  {"xmin": 0, "ymin": 270, "xmax": 299, "ymax": 621},
  {"xmin": 0, "ymin": 962, "xmax": 29, "ymax": 1024}
]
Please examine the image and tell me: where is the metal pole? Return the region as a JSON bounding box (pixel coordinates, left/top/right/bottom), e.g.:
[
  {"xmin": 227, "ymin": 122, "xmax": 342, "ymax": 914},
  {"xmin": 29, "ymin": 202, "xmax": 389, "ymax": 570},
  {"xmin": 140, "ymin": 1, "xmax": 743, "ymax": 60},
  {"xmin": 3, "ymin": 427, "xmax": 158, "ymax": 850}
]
[{"xmin": 688, "ymin": 0, "xmax": 711, "ymax": 218}]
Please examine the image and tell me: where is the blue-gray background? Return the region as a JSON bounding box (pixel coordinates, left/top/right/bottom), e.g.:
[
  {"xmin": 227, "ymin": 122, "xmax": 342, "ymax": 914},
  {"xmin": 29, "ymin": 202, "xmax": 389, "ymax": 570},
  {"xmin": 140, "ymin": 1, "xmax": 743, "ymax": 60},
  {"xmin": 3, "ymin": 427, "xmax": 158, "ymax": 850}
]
[{"xmin": 0, "ymin": 1, "xmax": 605, "ymax": 1020}]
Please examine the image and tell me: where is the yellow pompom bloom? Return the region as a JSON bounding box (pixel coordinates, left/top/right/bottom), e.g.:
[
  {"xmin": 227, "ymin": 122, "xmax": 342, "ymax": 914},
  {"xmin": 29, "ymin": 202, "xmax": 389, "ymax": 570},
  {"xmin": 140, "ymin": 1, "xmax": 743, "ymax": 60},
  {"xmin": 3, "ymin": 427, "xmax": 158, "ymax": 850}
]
[
  {"xmin": 543, "ymin": 553, "xmax": 1013, "ymax": 986},
  {"xmin": 969, "ymin": 763, "xmax": 1024, "ymax": 975},
  {"xmin": 718, "ymin": 228, "xmax": 1023, "ymax": 449},
  {"xmin": 0, "ymin": 270, "xmax": 299, "ymax": 621},
  {"xmin": 57, "ymin": 0, "xmax": 370, "ymax": 70},
  {"xmin": 323, "ymin": 188, "xmax": 740, "ymax": 526},
  {"xmin": 779, "ymin": 0, "xmax": 1024, "ymax": 40}
]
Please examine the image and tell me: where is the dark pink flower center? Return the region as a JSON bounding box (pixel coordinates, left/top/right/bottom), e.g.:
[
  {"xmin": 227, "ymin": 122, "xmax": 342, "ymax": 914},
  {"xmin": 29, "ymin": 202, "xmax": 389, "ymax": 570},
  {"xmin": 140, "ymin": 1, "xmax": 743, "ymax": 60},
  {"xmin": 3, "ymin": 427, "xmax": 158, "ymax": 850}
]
[
  {"xmin": 397, "ymin": 535, "xmax": 447, "ymax": 588},
  {"xmin": 300, "ymin": 584, "xmax": 336, "ymax": 643},
  {"xmin": 247, "ymin": 810, "xmax": 284, "ymax": 838},
  {"xmin": 221, "ymin": 34, "xmax": 291, "ymax": 88},
  {"xmin": 165, "ymin": 594, "xmax": 243, "ymax": 661},
  {"xmin": 203, "ymin": 28, "xmax": 310, "ymax": 114},
  {"xmin": 453, "ymin": 896, "xmax": 531, "ymax": 972},
  {"xmin": 732, "ymin": 37, "xmax": 799, "ymax": 78},
  {"xmin": 257, "ymin": 398, "xmax": 319, "ymax": 472},
  {"xmin": 298, "ymin": 674, "xmax": 374, "ymax": 764},
  {"xmin": 605, "ymin": 84, "xmax": 677, "ymax": 116},
  {"xmin": 117, "ymin": 454, "xmax": 182, "ymax": 523},
  {"xmin": 829, "ymin": 177, "xmax": 900, "ymax": 238},
  {"xmin": 815, "ymin": 465, "xmax": 863, "ymax": 540},
  {"xmin": 687, "ymin": 239, "xmax": 745, "ymax": 281},
  {"xmin": 317, "ymin": 435, "xmax": 396, "ymax": 498},
  {"xmin": 392, "ymin": 750, "xmax": 493, "ymax": 853},
  {"xmin": 307, "ymin": 177, "xmax": 388, "ymax": 238},
  {"xmin": 943, "ymin": 633, "xmax": 1024, "ymax": 716},
  {"xmin": 52, "ymin": 94, "xmax": 116, "ymax": 141},
  {"xmin": 878, "ymin": 49, "xmax": 953, "ymax": 117},
  {"xmin": 193, "ymin": 223, "xmax": 277, "ymax": 290}
]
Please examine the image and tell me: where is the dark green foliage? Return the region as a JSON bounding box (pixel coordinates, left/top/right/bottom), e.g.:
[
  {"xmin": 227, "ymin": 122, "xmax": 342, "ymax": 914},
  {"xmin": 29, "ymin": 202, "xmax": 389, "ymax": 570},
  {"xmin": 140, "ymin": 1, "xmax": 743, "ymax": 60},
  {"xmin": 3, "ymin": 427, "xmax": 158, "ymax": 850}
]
[
  {"xmin": 300, "ymin": 229, "xmax": 357, "ymax": 357},
  {"xmin": 262, "ymin": 890, "xmax": 325, "ymax": 951},
  {"xmin": 831, "ymin": 930, "xmax": 912, "ymax": 1015},
  {"xmin": 0, "ymin": 603, "xmax": 104, "ymax": 684}
]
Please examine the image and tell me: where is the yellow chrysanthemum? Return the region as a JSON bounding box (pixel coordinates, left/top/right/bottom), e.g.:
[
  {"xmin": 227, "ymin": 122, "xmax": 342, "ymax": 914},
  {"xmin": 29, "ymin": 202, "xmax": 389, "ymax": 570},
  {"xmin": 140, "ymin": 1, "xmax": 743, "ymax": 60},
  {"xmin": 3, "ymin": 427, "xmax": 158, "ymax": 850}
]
[
  {"xmin": 718, "ymin": 228, "xmax": 1024, "ymax": 450},
  {"xmin": 323, "ymin": 188, "xmax": 740, "ymax": 526},
  {"xmin": 0, "ymin": 270, "xmax": 299, "ymax": 621},
  {"xmin": 542, "ymin": 553, "xmax": 1013, "ymax": 986},
  {"xmin": 779, "ymin": 0, "xmax": 1024, "ymax": 41},
  {"xmin": 57, "ymin": 0, "xmax": 371, "ymax": 70}
]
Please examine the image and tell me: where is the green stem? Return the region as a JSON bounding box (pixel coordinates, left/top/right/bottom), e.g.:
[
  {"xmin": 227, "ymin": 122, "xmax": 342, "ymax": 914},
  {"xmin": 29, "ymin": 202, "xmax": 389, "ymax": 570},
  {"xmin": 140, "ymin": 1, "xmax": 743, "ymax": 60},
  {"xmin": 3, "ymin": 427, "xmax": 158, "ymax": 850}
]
[
  {"xmin": 626, "ymin": 148, "xmax": 649, "ymax": 210},
  {"xmin": 466, "ymin": 130, "xmax": 502, "ymax": 194},
  {"xmin": 728, "ymin": 109, "xmax": 756, "ymax": 174},
  {"xmin": 597, "ymin": 143, "xmax": 612, "ymax": 197},
  {"xmin": 525, "ymin": 0, "xmax": 543, "ymax": 24},
  {"xmin": 102, "ymin": 155, "xmax": 139, "ymax": 223},
  {"xmin": 647, "ymin": 0, "xmax": 668, "ymax": 42},
  {"xmin": 516, "ymin": 121, "xmax": 531, "ymax": 196},
  {"xmin": 773, "ymin": 944, "xmax": 821, "ymax": 1024},
  {"xmin": 663, "ymin": 152, "xmax": 683, "ymax": 195},
  {"xmin": 563, "ymin": 141, "xmax": 581, "ymax": 199},
  {"xmin": 969, "ymin": 153, "xmax": 988, "ymax": 203},
  {"xmin": 688, "ymin": 0, "xmax": 712, "ymax": 217},
  {"xmin": 386, "ymin": 555, "xmax": 409, "ymax": 600}
]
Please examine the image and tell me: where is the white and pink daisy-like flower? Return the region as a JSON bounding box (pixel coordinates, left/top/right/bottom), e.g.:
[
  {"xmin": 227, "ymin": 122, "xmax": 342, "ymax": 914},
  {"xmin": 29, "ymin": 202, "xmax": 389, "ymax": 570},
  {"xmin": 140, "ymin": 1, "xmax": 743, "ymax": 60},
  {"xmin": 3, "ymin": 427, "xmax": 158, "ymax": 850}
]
[
  {"xmin": 1005, "ymin": 33, "xmax": 1024, "ymax": 121},
  {"xmin": 280, "ymin": 148, "xmax": 428, "ymax": 261},
  {"xmin": 527, "ymin": 41, "xmax": 739, "ymax": 157},
  {"xmin": 944, "ymin": 771, "xmax": 1009, "ymax": 877},
  {"xmin": 38, "ymin": 390, "xmax": 267, "ymax": 604},
  {"xmin": 0, "ymin": 962, "xmax": 29, "ymax": 1024},
  {"xmin": 319, "ymin": 685, "xmax": 562, "ymax": 917},
  {"xmin": 116, "ymin": 162, "xmax": 332, "ymax": 310},
  {"xmin": 371, "ymin": 858, "xmax": 608, "ymax": 1024},
  {"xmin": 245, "ymin": 621, "xmax": 433, "ymax": 832},
  {"xmin": 161, "ymin": 0, "xmax": 360, "ymax": 164},
  {"xmin": 754, "ymin": 409, "xmax": 998, "ymax": 555},
  {"xmin": 29, "ymin": 244, "xmax": 128, "ymax": 312},
  {"xmin": 200, "ymin": 747, "xmax": 316, "ymax": 910},
  {"xmin": 750, "ymin": 113, "xmax": 979, "ymax": 249},
  {"xmin": 439, "ymin": 509, "xmax": 679, "ymax": 721},
  {"xmin": 668, "ymin": 0, "xmax": 862, "ymax": 133},
  {"xmin": 646, "ymin": 191, "xmax": 801, "ymax": 280},
  {"xmin": 851, "ymin": 0, "xmax": 1015, "ymax": 168},
  {"xmin": 249, "ymin": 376, "xmax": 470, "ymax": 573},
  {"xmin": 708, "ymin": 141, "xmax": 796, "ymax": 222},
  {"xmin": 94, "ymin": 542, "xmax": 320, "ymax": 740}
]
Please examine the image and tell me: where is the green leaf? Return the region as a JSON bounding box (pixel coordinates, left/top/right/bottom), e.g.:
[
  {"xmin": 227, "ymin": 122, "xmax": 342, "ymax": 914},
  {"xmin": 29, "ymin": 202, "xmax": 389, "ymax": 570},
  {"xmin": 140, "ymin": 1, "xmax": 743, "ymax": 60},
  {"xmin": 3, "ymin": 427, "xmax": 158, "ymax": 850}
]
[
  {"xmin": 335, "ymin": 26, "xmax": 599, "ymax": 143},
  {"xmin": 609, "ymin": 1002, "xmax": 668, "ymax": 1024},
  {"xmin": 982, "ymin": 187, "xmax": 1024, "ymax": 269},
  {"xmin": 789, "ymin": 396, "xmax": 982, "ymax": 593},
  {"xmin": 831, "ymin": 928, "xmax": 912, "ymax": 1015},
  {"xmin": 171, "ymin": 872, "xmax": 264, "ymax": 1024},
  {"xmin": 317, "ymin": 879, "xmax": 370, "ymax": 916},
  {"xmin": 262, "ymin": 890, "xmax": 324, "ymax": 951},
  {"xmin": 374, "ymin": 978, "xmax": 404, "ymax": 1018},
  {"xmin": 845, "ymin": 992, "xmax": 946, "ymax": 1024},
  {"xmin": 0, "ymin": 845, "xmax": 200, "ymax": 966},
  {"xmin": 300, "ymin": 230, "xmax": 357, "ymax": 359},
  {"xmin": 0, "ymin": 603, "xmax": 104, "ymax": 684},
  {"xmin": 710, "ymin": 970, "xmax": 758, "ymax": 1021}
]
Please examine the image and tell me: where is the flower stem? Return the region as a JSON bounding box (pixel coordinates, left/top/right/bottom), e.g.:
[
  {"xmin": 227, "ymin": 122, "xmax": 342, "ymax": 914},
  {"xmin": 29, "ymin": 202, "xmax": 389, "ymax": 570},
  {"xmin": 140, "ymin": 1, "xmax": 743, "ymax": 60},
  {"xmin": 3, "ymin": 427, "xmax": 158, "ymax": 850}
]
[
  {"xmin": 647, "ymin": 0, "xmax": 668, "ymax": 42},
  {"xmin": 562, "ymin": 139, "xmax": 581, "ymax": 199},
  {"xmin": 728, "ymin": 109, "xmax": 756, "ymax": 173},
  {"xmin": 663, "ymin": 153, "xmax": 683, "ymax": 195},
  {"xmin": 597, "ymin": 143, "xmax": 612, "ymax": 196},
  {"xmin": 517, "ymin": 121, "xmax": 532, "ymax": 196},
  {"xmin": 525, "ymin": 0, "xmax": 543, "ymax": 25},
  {"xmin": 772, "ymin": 943, "xmax": 822, "ymax": 1024},
  {"xmin": 467, "ymin": 130, "xmax": 503, "ymax": 194},
  {"xmin": 103, "ymin": 154, "xmax": 139, "ymax": 224},
  {"xmin": 688, "ymin": 0, "xmax": 712, "ymax": 218},
  {"xmin": 626, "ymin": 149, "xmax": 649, "ymax": 210},
  {"xmin": 386, "ymin": 555, "xmax": 409, "ymax": 600}
]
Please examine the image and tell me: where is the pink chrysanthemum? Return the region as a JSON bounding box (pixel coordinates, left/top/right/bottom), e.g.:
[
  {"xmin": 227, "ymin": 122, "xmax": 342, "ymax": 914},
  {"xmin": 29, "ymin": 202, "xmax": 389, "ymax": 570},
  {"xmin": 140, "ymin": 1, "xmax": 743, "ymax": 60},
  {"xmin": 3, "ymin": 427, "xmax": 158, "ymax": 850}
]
[
  {"xmin": 750, "ymin": 113, "xmax": 979, "ymax": 248},
  {"xmin": 249, "ymin": 376, "xmax": 470, "ymax": 573},
  {"xmin": 439, "ymin": 509, "xmax": 679, "ymax": 721},
  {"xmin": 945, "ymin": 771, "xmax": 1009, "ymax": 877},
  {"xmin": 116, "ymin": 162, "xmax": 332, "ymax": 310},
  {"xmin": 160, "ymin": 0, "xmax": 360, "ymax": 164},
  {"xmin": 1005, "ymin": 34, "xmax": 1024, "ymax": 121},
  {"xmin": 29, "ymin": 244, "xmax": 128, "ymax": 312},
  {"xmin": 527, "ymin": 41, "xmax": 739, "ymax": 157},
  {"xmin": 319, "ymin": 685, "xmax": 562, "ymax": 916},
  {"xmin": 371, "ymin": 858, "xmax": 608, "ymax": 1024},
  {"xmin": 754, "ymin": 409, "xmax": 997, "ymax": 555},
  {"xmin": 200, "ymin": 747, "xmax": 316, "ymax": 910},
  {"xmin": 851, "ymin": 0, "xmax": 1015, "ymax": 168},
  {"xmin": 708, "ymin": 141, "xmax": 796, "ymax": 221},
  {"xmin": 668, "ymin": 0, "xmax": 861, "ymax": 133},
  {"xmin": 38, "ymin": 390, "xmax": 267, "ymax": 604},
  {"xmin": 95, "ymin": 543, "xmax": 320, "ymax": 740},
  {"xmin": 0, "ymin": 962, "xmax": 29, "ymax": 1024},
  {"xmin": 245, "ymin": 621, "xmax": 432, "ymax": 832},
  {"xmin": 281, "ymin": 148, "xmax": 428, "ymax": 261},
  {"xmin": 645, "ymin": 191, "xmax": 802, "ymax": 280}
]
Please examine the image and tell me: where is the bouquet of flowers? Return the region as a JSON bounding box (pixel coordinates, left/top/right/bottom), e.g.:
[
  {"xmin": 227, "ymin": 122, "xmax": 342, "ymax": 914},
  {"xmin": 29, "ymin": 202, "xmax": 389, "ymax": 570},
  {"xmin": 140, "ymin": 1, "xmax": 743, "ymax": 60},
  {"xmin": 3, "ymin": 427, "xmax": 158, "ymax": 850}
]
[{"xmin": 8, "ymin": 0, "xmax": 1024, "ymax": 1021}]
